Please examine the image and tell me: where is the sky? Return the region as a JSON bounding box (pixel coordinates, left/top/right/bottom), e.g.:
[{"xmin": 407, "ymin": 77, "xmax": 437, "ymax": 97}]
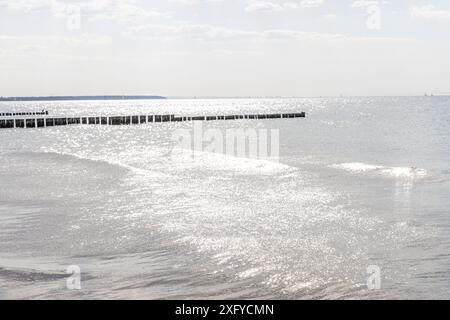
[{"xmin": 0, "ymin": 0, "xmax": 449, "ymax": 97}]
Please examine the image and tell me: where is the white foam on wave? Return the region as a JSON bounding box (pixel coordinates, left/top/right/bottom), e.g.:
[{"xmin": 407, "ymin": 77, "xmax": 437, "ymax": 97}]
[
  {"xmin": 168, "ymin": 147, "xmax": 295, "ymax": 176},
  {"xmin": 37, "ymin": 149, "xmax": 170, "ymax": 179},
  {"xmin": 331, "ymin": 162, "xmax": 427, "ymax": 179},
  {"xmin": 333, "ymin": 162, "xmax": 381, "ymax": 172}
]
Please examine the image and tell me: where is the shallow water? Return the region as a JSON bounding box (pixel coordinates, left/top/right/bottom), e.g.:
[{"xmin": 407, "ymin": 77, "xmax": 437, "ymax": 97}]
[{"xmin": 1, "ymin": 97, "xmax": 449, "ymax": 299}]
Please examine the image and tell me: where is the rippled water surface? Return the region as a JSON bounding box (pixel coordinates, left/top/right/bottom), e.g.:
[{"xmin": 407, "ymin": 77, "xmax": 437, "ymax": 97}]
[{"xmin": 1, "ymin": 97, "xmax": 450, "ymax": 299}]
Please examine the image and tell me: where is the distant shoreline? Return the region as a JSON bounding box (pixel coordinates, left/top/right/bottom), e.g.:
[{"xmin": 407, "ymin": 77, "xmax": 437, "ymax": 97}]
[{"xmin": 0, "ymin": 95, "xmax": 167, "ymax": 102}]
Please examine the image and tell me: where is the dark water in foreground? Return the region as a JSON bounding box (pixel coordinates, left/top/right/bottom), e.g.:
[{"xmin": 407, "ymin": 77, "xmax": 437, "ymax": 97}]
[{"xmin": 1, "ymin": 97, "xmax": 450, "ymax": 299}]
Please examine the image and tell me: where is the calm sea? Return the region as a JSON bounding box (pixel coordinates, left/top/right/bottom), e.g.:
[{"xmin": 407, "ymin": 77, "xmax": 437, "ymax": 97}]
[{"xmin": 1, "ymin": 97, "xmax": 449, "ymax": 299}]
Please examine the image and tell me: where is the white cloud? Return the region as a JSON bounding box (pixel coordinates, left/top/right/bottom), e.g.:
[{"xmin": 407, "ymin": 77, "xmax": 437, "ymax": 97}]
[
  {"xmin": 0, "ymin": 0, "xmax": 53, "ymax": 11},
  {"xmin": 128, "ymin": 22, "xmax": 415, "ymax": 44},
  {"xmin": 410, "ymin": 5, "xmax": 450, "ymax": 20},
  {"xmin": 244, "ymin": 0, "xmax": 325, "ymax": 13},
  {"xmin": 86, "ymin": 1, "xmax": 164, "ymax": 23},
  {"xmin": 244, "ymin": 0, "xmax": 300, "ymax": 12},
  {"xmin": 168, "ymin": 0, "xmax": 224, "ymax": 5},
  {"xmin": 300, "ymin": 0, "xmax": 323, "ymax": 8},
  {"xmin": 245, "ymin": 1, "xmax": 285, "ymax": 12},
  {"xmin": 129, "ymin": 24, "xmax": 258, "ymax": 40},
  {"xmin": 168, "ymin": 0, "xmax": 199, "ymax": 5},
  {"xmin": 0, "ymin": 0, "xmax": 164, "ymax": 23}
]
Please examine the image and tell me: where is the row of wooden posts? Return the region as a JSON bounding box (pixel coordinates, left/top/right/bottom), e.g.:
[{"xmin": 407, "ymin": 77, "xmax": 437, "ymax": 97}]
[
  {"xmin": 0, "ymin": 111, "xmax": 48, "ymax": 117},
  {"xmin": 0, "ymin": 112, "xmax": 306, "ymax": 129}
]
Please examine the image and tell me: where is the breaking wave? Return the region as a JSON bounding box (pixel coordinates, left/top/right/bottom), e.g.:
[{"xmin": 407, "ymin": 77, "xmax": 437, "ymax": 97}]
[{"xmin": 331, "ymin": 162, "xmax": 427, "ymax": 179}]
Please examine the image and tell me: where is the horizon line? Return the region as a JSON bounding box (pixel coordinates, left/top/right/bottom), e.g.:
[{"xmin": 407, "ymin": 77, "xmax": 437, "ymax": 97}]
[{"xmin": 1, "ymin": 94, "xmax": 449, "ymax": 102}]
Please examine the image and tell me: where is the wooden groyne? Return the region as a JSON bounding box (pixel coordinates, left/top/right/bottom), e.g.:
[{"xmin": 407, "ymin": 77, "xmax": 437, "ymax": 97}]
[
  {"xmin": 0, "ymin": 112, "xmax": 305, "ymax": 129},
  {"xmin": 0, "ymin": 111, "xmax": 49, "ymax": 117}
]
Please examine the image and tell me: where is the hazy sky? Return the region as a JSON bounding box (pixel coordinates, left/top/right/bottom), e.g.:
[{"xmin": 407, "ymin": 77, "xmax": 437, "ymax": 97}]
[{"xmin": 0, "ymin": 0, "xmax": 449, "ymax": 97}]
